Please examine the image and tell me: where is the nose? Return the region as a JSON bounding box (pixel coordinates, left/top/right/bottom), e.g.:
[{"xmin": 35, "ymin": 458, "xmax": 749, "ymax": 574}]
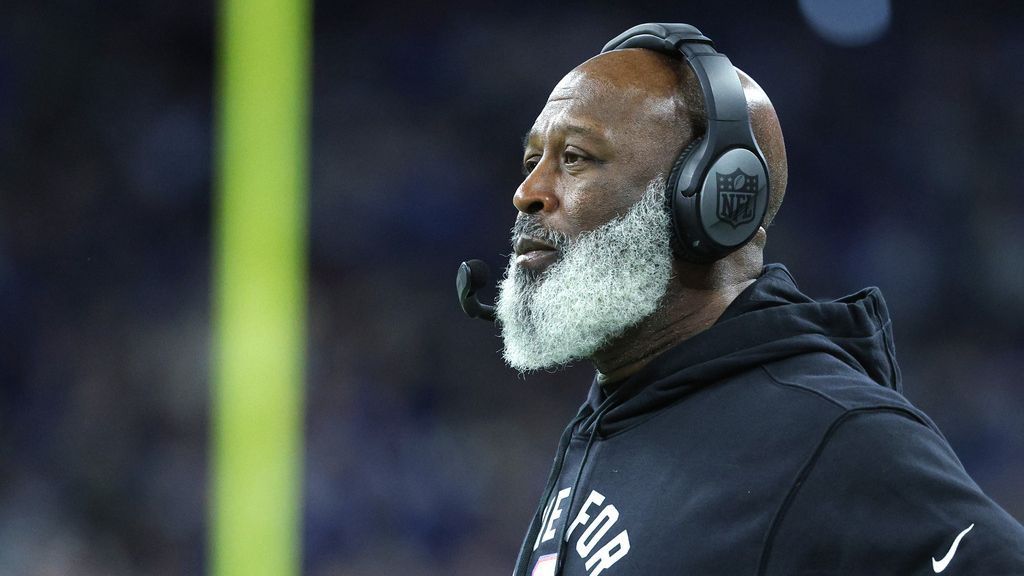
[{"xmin": 513, "ymin": 161, "xmax": 559, "ymax": 215}]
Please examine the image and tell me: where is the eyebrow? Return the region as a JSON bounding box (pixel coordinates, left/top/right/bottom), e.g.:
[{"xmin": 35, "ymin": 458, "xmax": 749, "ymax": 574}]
[{"xmin": 522, "ymin": 123, "xmax": 604, "ymax": 150}]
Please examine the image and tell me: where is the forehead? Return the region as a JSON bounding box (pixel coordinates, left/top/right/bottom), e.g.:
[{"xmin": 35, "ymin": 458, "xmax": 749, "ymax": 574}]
[{"xmin": 525, "ymin": 68, "xmax": 679, "ymax": 146}]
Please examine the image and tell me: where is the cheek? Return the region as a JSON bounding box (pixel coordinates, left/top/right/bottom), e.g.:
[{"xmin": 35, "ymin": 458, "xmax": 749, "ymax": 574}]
[{"xmin": 560, "ymin": 181, "xmax": 632, "ymax": 235}]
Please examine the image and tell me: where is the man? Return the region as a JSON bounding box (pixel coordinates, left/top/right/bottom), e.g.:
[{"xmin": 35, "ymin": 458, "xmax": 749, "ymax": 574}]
[{"xmin": 493, "ymin": 23, "xmax": 1024, "ymax": 576}]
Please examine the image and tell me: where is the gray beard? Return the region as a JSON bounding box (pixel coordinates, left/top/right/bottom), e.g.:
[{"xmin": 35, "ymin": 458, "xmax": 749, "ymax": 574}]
[{"xmin": 495, "ymin": 176, "xmax": 674, "ymax": 372}]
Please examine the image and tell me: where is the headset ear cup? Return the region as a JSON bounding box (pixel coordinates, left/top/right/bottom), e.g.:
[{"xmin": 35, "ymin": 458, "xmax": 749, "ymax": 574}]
[
  {"xmin": 665, "ymin": 136, "xmax": 704, "ymax": 257},
  {"xmin": 666, "ymin": 136, "xmax": 704, "ymax": 199}
]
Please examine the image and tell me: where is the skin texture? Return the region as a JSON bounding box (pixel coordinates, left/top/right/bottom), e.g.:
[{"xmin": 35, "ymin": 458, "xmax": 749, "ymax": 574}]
[{"xmin": 513, "ymin": 48, "xmax": 787, "ymax": 386}]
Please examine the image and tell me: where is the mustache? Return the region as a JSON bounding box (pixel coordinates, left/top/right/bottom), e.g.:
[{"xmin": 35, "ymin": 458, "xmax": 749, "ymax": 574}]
[{"xmin": 510, "ymin": 215, "xmax": 570, "ymax": 250}]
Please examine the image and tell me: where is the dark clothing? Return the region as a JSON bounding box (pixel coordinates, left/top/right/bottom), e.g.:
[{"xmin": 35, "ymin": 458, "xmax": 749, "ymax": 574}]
[{"xmin": 513, "ymin": 264, "xmax": 1024, "ymax": 576}]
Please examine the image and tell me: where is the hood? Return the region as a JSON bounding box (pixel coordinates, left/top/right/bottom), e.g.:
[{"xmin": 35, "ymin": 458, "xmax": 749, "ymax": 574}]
[{"xmin": 579, "ymin": 264, "xmax": 902, "ymax": 436}]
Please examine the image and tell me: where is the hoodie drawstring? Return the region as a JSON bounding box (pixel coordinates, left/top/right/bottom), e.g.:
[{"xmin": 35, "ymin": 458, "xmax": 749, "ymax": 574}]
[
  {"xmin": 551, "ymin": 397, "xmax": 616, "ymax": 575},
  {"xmin": 512, "ymin": 408, "xmax": 590, "ymax": 576}
]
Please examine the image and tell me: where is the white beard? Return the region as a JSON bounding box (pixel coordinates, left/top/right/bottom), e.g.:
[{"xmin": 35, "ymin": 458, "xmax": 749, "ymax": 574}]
[{"xmin": 496, "ymin": 176, "xmax": 674, "ymax": 372}]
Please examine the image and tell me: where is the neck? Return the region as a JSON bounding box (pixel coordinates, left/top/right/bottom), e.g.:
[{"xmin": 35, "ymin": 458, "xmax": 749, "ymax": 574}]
[{"xmin": 592, "ymin": 260, "xmax": 758, "ymax": 389}]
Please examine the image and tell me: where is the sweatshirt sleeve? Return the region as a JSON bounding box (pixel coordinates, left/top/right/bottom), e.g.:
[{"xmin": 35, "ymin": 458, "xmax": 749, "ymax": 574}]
[{"xmin": 761, "ymin": 408, "xmax": 1024, "ymax": 576}]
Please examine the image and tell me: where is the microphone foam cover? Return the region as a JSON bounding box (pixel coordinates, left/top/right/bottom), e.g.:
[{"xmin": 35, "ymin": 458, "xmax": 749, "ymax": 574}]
[{"xmin": 465, "ymin": 259, "xmax": 490, "ymax": 289}]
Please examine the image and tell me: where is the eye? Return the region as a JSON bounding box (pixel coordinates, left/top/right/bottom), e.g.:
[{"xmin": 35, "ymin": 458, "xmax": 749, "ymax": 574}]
[
  {"xmin": 563, "ymin": 147, "xmax": 587, "ymax": 166},
  {"xmin": 522, "ymin": 156, "xmax": 540, "ymax": 175}
]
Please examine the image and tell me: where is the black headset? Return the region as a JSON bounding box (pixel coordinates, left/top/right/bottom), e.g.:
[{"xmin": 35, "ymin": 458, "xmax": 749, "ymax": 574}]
[{"xmin": 602, "ymin": 23, "xmax": 770, "ymax": 263}]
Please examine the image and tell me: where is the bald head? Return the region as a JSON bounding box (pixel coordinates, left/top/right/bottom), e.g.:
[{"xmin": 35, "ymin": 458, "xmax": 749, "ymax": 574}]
[
  {"xmin": 553, "ymin": 50, "xmax": 702, "ymax": 161},
  {"xmin": 570, "ymin": 48, "xmax": 788, "ymax": 227}
]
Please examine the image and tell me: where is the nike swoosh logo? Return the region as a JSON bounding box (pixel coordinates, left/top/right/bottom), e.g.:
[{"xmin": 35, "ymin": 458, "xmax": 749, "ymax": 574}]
[{"xmin": 932, "ymin": 523, "xmax": 974, "ymax": 573}]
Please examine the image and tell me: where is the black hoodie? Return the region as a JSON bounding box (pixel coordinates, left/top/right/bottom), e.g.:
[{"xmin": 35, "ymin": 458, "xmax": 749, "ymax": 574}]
[{"xmin": 513, "ymin": 264, "xmax": 1024, "ymax": 576}]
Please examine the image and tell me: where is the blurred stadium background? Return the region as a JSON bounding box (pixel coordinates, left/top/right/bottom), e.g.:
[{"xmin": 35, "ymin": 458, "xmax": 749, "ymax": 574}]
[{"xmin": 1, "ymin": 1, "xmax": 1023, "ymax": 574}]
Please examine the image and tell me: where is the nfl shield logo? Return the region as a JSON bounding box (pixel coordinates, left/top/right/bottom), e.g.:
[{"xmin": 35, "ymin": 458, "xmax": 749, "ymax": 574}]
[{"xmin": 715, "ymin": 168, "xmax": 758, "ymax": 228}]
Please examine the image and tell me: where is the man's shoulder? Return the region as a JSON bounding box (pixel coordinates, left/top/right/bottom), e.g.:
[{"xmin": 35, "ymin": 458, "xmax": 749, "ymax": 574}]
[
  {"xmin": 648, "ymin": 350, "xmax": 927, "ymax": 449},
  {"xmin": 641, "ymin": 351, "xmax": 932, "ymax": 477},
  {"xmin": 692, "ymin": 350, "xmax": 940, "ymax": 462},
  {"xmin": 757, "ymin": 351, "xmax": 924, "ymax": 420},
  {"xmin": 671, "ymin": 350, "xmax": 929, "ymax": 444}
]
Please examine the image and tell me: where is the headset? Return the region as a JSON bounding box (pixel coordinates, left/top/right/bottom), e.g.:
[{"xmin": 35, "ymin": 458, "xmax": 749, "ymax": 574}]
[
  {"xmin": 458, "ymin": 23, "xmax": 769, "ymax": 319},
  {"xmin": 602, "ymin": 22, "xmax": 770, "ymax": 263}
]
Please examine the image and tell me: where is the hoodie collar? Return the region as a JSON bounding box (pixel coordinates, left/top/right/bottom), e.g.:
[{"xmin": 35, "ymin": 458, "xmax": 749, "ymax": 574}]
[{"xmin": 578, "ymin": 264, "xmax": 902, "ymax": 437}]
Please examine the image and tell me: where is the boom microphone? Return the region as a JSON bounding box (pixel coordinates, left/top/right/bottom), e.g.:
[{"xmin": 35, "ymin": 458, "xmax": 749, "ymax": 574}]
[{"xmin": 456, "ymin": 259, "xmax": 496, "ymax": 322}]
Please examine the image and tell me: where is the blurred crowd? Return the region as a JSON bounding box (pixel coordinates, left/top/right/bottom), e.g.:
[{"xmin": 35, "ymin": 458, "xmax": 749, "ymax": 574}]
[{"xmin": 1, "ymin": 1, "xmax": 1022, "ymax": 574}]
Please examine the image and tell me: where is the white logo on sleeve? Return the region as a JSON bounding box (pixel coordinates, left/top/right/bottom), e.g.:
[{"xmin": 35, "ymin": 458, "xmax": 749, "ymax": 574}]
[{"xmin": 931, "ymin": 523, "xmax": 974, "ymax": 573}]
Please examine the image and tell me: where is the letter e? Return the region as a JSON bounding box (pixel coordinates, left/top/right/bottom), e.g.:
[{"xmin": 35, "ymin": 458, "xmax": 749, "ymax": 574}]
[{"xmin": 541, "ymin": 488, "xmax": 572, "ymax": 545}]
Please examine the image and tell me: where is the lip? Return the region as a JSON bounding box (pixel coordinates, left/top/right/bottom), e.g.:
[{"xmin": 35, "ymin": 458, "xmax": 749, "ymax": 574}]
[
  {"xmin": 514, "ymin": 236, "xmax": 560, "ymax": 272},
  {"xmin": 514, "ymin": 236, "xmax": 557, "ymax": 256}
]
